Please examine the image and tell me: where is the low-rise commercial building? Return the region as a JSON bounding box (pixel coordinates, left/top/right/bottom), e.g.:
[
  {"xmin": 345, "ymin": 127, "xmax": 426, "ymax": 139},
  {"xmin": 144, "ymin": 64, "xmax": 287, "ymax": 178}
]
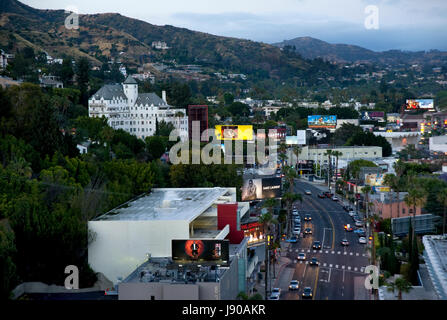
[
  {"xmin": 373, "ymin": 131, "xmax": 421, "ymax": 153},
  {"xmin": 300, "ymin": 145, "xmax": 382, "ymax": 162},
  {"xmin": 429, "ymin": 135, "xmax": 447, "ymax": 154}
]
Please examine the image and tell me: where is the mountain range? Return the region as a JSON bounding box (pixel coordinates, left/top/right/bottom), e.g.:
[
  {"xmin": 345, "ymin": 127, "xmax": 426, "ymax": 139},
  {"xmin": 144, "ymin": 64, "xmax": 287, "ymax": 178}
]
[
  {"xmin": 0, "ymin": 0, "xmax": 311, "ymax": 79},
  {"xmin": 273, "ymin": 37, "xmax": 447, "ymax": 65}
]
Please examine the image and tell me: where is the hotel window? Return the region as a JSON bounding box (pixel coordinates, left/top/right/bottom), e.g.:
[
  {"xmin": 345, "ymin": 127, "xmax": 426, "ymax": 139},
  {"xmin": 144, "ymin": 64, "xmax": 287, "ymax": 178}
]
[{"xmin": 402, "ymin": 208, "xmax": 406, "ymax": 214}]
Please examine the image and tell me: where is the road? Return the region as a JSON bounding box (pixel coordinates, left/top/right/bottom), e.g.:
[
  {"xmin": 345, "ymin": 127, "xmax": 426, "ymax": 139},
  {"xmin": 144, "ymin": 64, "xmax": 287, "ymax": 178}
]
[{"xmin": 279, "ymin": 179, "xmax": 370, "ymax": 300}]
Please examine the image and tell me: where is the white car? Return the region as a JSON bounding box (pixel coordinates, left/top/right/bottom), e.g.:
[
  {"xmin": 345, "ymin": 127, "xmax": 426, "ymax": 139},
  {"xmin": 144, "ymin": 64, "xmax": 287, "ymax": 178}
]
[
  {"xmin": 332, "ymin": 196, "xmax": 339, "ymax": 201},
  {"xmin": 289, "ymin": 280, "xmax": 300, "ymax": 290},
  {"xmin": 271, "ymin": 288, "xmax": 281, "ymax": 298},
  {"xmin": 268, "ymin": 294, "xmax": 280, "ymax": 300},
  {"xmin": 293, "ymin": 228, "xmax": 301, "ymax": 235},
  {"xmin": 297, "ymin": 253, "xmax": 306, "ymax": 260},
  {"xmin": 348, "ymin": 210, "xmax": 356, "ymax": 217},
  {"xmin": 358, "ymin": 237, "xmax": 367, "ymax": 244},
  {"xmin": 292, "ymin": 210, "xmax": 299, "ymax": 216},
  {"xmin": 355, "ymin": 220, "xmax": 364, "ymax": 227},
  {"xmin": 305, "ymin": 190, "xmax": 312, "ymax": 195}
]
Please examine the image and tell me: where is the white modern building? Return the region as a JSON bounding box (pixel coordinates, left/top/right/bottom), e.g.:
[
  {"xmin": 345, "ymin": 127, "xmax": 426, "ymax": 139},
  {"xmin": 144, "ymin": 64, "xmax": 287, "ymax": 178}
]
[
  {"xmin": 429, "ymin": 135, "xmax": 447, "ymax": 154},
  {"xmin": 88, "ymin": 76, "xmax": 188, "ymax": 140},
  {"xmin": 422, "ymin": 235, "xmax": 447, "ymax": 300},
  {"xmin": 300, "ymin": 145, "xmax": 382, "ymax": 162},
  {"xmin": 88, "ymin": 187, "xmax": 249, "ymax": 284},
  {"xmin": 373, "ymin": 131, "xmax": 421, "ymax": 153}
]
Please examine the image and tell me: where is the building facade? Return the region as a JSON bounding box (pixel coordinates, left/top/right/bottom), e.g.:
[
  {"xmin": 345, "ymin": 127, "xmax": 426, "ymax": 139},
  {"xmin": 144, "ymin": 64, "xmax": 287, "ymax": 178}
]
[{"xmin": 88, "ymin": 75, "xmax": 188, "ymax": 140}]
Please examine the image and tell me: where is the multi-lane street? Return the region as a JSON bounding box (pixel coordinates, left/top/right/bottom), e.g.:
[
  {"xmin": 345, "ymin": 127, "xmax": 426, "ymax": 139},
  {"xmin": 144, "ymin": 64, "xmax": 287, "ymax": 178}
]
[{"xmin": 278, "ymin": 180, "xmax": 371, "ymax": 300}]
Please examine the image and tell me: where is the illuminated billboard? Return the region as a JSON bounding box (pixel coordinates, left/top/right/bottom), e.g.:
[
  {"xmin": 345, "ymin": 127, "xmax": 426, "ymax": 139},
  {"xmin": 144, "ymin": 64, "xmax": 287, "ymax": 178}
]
[
  {"xmin": 286, "ymin": 136, "xmax": 298, "ymax": 145},
  {"xmin": 171, "ymin": 239, "xmax": 230, "ymax": 266},
  {"xmin": 362, "ymin": 111, "xmax": 385, "ymax": 121},
  {"xmin": 215, "ymin": 125, "xmax": 253, "ymax": 140},
  {"xmin": 365, "ymin": 173, "xmax": 385, "ymax": 186},
  {"xmin": 241, "ymin": 177, "xmax": 282, "ymax": 201},
  {"xmin": 405, "ymin": 99, "xmax": 435, "ymax": 111},
  {"xmin": 308, "ymin": 115, "xmax": 337, "ymax": 129}
]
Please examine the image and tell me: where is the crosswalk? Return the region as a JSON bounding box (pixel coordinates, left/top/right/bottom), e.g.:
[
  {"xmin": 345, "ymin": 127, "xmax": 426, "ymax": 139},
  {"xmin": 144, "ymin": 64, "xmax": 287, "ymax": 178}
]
[
  {"xmin": 300, "ymin": 262, "xmax": 366, "ymax": 273},
  {"xmin": 290, "ymin": 248, "xmax": 367, "ymax": 257}
]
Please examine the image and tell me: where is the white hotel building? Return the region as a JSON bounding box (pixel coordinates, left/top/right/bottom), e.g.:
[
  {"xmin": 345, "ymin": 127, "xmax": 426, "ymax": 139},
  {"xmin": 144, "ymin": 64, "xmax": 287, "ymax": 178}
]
[{"xmin": 88, "ymin": 75, "xmax": 188, "ymax": 140}]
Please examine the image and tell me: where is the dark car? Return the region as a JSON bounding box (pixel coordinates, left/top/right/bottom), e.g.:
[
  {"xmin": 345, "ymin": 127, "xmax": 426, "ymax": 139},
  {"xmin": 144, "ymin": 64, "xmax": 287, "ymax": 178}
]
[
  {"xmin": 312, "ymin": 241, "xmax": 322, "ymax": 250},
  {"xmin": 341, "ymin": 239, "xmax": 350, "ymax": 246},
  {"xmin": 309, "ymin": 257, "xmax": 319, "ymax": 266},
  {"xmin": 324, "ymin": 191, "xmax": 334, "ymax": 198},
  {"xmin": 304, "ymin": 214, "xmax": 312, "ymax": 221},
  {"xmin": 318, "ymin": 193, "xmax": 326, "ymax": 199},
  {"xmin": 304, "ymin": 228, "xmax": 312, "ymax": 235},
  {"xmin": 302, "ymin": 287, "xmax": 313, "ymax": 299}
]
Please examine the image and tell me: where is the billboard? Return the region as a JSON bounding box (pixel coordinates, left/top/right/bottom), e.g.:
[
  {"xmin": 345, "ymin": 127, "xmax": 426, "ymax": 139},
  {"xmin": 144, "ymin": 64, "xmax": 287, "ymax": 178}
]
[
  {"xmin": 361, "ymin": 111, "xmax": 385, "ymax": 121},
  {"xmin": 297, "ymin": 130, "xmax": 306, "ymax": 144},
  {"xmin": 365, "ymin": 173, "xmax": 385, "ymax": 186},
  {"xmin": 392, "ymin": 215, "xmax": 438, "ymax": 236},
  {"xmin": 215, "ymin": 125, "xmax": 253, "ymax": 141},
  {"xmin": 286, "ymin": 136, "xmax": 298, "ymax": 145},
  {"xmin": 171, "ymin": 239, "xmax": 230, "ymax": 266},
  {"xmin": 308, "ymin": 115, "xmax": 337, "ymax": 129},
  {"xmin": 405, "ymin": 99, "xmax": 435, "ymax": 111},
  {"xmin": 242, "ymin": 177, "xmax": 282, "ymax": 201}
]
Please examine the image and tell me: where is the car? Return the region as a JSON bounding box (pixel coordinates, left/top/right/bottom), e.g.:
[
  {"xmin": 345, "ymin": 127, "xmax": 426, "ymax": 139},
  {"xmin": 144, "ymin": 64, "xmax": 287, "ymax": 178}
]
[
  {"xmin": 324, "ymin": 191, "xmax": 334, "ymax": 198},
  {"xmin": 304, "ymin": 228, "xmax": 312, "ymax": 234},
  {"xmin": 358, "ymin": 237, "xmax": 367, "ymax": 244},
  {"xmin": 312, "ymin": 241, "xmax": 322, "ymax": 250},
  {"xmin": 354, "ymin": 228, "xmax": 365, "ymax": 235},
  {"xmin": 289, "ymin": 280, "xmax": 300, "ymax": 291},
  {"xmin": 304, "ymin": 214, "xmax": 312, "ymax": 221},
  {"xmin": 309, "ymin": 257, "xmax": 319, "ymax": 266},
  {"xmin": 318, "ymin": 193, "xmax": 326, "ymax": 199},
  {"xmin": 305, "ymin": 190, "xmax": 312, "ymax": 195},
  {"xmin": 293, "ymin": 228, "xmax": 301, "ymax": 235},
  {"xmin": 352, "ymin": 215, "xmax": 360, "ymax": 221},
  {"xmin": 341, "ymin": 239, "xmax": 350, "ymax": 246},
  {"xmin": 355, "ymin": 220, "xmax": 364, "ymax": 227},
  {"xmin": 344, "ymin": 224, "xmax": 353, "ymax": 232},
  {"xmin": 348, "ymin": 210, "xmax": 356, "ymax": 217},
  {"xmin": 286, "ymin": 236, "xmax": 298, "ymax": 243},
  {"xmin": 331, "ymin": 196, "xmax": 339, "ymax": 201},
  {"xmin": 292, "ymin": 210, "xmax": 299, "ymax": 216},
  {"xmin": 297, "ymin": 253, "xmax": 306, "ymax": 260},
  {"xmin": 302, "ymin": 287, "xmax": 313, "ymax": 299},
  {"xmin": 271, "ymin": 288, "xmax": 281, "ymax": 298},
  {"xmin": 268, "ymin": 294, "xmax": 280, "ymax": 300}
]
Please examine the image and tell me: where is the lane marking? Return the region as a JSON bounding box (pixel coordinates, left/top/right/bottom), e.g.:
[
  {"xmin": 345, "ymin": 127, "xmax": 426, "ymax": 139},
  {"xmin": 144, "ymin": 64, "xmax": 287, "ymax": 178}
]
[
  {"xmin": 323, "ymin": 263, "xmax": 327, "ymax": 267},
  {"xmin": 335, "ymin": 265, "xmax": 339, "ymax": 268},
  {"xmin": 337, "ymin": 251, "xmax": 341, "ymax": 254},
  {"xmin": 329, "ymin": 264, "xmax": 333, "ymax": 268},
  {"xmin": 331, "ymin": 251, "xmax": 335, "ymax": 254},
  {"xmin": 312, "ymin": 265, "xmax": 320, "ymax": 301},
  {"xmin": 342, "ymin": 265, "xmax": 345, "ymax": 269},
  {"xmin": 356, "ymin": 253, "xmax": 359, "ymax": 256},
  {"xmin": 354, "ymin": 267, "xmax": 358, "ymax": 271},
  {"xmin": 325, "ymin": 250, "xmax": 329, "ymax": 254},
  {"xmin": 303, "ymin": 264, "xmax": 308, "ymax": 277},
  {"xmin": 350, "ymin": 252, "xmax": 353, "ymax": 256},
  {"xmin": 348, "ymin": 266, "xmax": 351, "ymax": 271}
]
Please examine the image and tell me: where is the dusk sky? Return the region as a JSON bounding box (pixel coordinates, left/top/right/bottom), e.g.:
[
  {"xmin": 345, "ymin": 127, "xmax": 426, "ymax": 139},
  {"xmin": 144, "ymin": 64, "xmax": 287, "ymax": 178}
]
[{"xmin": 21, "ymin": 0, "xmax": 447, "ymax": 51}]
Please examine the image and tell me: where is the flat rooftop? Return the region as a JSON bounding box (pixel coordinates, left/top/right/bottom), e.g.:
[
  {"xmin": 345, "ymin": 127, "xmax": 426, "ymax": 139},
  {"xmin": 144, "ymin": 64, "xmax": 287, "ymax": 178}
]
[{"xmin": 94, "ymin": 188, "xmax": 233, "ymax": 222}]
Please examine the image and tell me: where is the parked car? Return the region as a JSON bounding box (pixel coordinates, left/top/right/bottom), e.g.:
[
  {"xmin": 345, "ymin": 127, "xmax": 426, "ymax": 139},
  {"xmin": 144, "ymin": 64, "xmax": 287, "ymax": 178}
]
[
  {"xmin": 352, "ymin": 215, "xmax": 360, "ymax": 221},
  {"xmin": 348, "ymin": 210, "xmax": 356, "ymax": 217},
  {"xmin": 332, "ymin": 196, "xmax": 339, "ymax": 201},
  {"xmin": 355, "ymin": 220, "xmax": 364, "ymax": 227},
  {"xmin": 292, "ymin": 210, "xmax": 299, "ymax": 216},
  {"xmin": 289, "ymin": 280, "xmax": 300, "ymax": 291},
  {"xmin": 286, "ymin": 236, "xmax": 298, "ymax": 243},
  {"xmin": 293, "ymin": 227, "xmax": 301, "ymax": 235},
  {"xmin": 358, "ymin": 237, "xmax": 367, "ymax": 244},
  {"xmin": 354, "ymin": 228, "xmax": 365, "ymax": 235},
  {"xmin": 268, "ymin": 294, "xmax": 280, "ymax": 300},
  {"xmin": 341, "ymin": 239, "xmax": 350, "ymax": 246}
]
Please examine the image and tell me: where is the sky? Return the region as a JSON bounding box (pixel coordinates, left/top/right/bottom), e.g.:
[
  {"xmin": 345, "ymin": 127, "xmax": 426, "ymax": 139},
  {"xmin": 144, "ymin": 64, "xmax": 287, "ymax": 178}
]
[{"xmin": 21, "ymin": 0, "xmax": 447, "ymax": 51}]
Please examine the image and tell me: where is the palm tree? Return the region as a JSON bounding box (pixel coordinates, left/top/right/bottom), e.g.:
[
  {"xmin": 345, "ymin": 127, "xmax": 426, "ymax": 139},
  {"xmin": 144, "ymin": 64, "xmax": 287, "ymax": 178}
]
[
  {"xmin": 393, "ymin": 161, "xmax": 406, "ymax": 217},
  {"xmin": 404, "ymin": 187, "xmax": 427, "ymax": 239},
  {"xmin": 324, "ymin": 150, "xmax": 334, "ymax": 190},
  {"xmin": 386, "ymin": 277, "xmax": 412, "ymax": 300},
  {"xmin": 383, "ymin": 174, "xmax": 399, "ymax": 218},
  {"xmin": 437, "ymin": 189, "xmax": 447, "ymax": 234},
  {"xmin": 259, "ymin": 207, "xmax": 277, "ymax": 299},
  {"xmin": 362, "ymin": 185, "xmax": 375, "ymax": 264},
  {"xmin": 292, "ymin": 145, "xmax": 302, "ymax": 174},
  {"xmin": 283, "ymin": 192, "xmax": 303, "ymax": 237},
  {"xmin": 331, "ymin": 150, "xmax": 343, "ymax": 182}
]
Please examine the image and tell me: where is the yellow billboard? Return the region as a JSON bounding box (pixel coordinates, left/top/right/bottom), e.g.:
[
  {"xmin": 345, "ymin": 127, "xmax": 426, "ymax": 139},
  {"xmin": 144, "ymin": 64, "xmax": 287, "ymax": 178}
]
[{"xmin": 215, "ymin": 125, "xmax": 253, "ymax": 141}]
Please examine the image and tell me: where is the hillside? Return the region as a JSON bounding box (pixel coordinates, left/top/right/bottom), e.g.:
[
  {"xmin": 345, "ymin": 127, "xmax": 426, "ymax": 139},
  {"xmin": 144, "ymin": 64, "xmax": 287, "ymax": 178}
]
[
  {"xmin": 274, "ymin": 36, "xmax": 447, "ymax": 65},
  {"xmin": 0, "ymin": 0, "xmax": 311, "ymax": 79}
]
